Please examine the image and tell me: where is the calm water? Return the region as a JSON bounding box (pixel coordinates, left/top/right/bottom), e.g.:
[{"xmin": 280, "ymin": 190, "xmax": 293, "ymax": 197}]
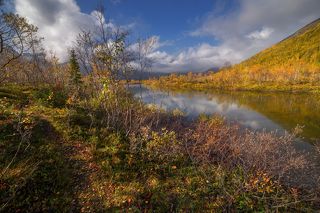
[{"xmin": 129, "ymin": 84, "xmax": 320, "ymax": 144}]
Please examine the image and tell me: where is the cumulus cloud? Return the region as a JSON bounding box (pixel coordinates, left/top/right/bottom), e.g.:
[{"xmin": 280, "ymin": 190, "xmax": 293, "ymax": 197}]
[
  {"xmin": 144, "ymin": 42, "xmax": 242, "ymax": 73},
  {"xmin": 129, "ymin": 35, "xmax": 242, "ymax": 72},
  {"xmin": 15, "ymin": 0, "xmax": 92, "ymax": 60},
  {"xmin": 14, "ymin": 0, "xmax": 132, "ymax": 61}
]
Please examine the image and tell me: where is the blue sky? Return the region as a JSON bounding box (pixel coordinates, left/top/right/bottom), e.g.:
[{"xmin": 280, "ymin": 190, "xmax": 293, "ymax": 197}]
[
  {"xmin": 76, "ymin": 0, "xmax": 223, "ymax": 53},
  {"xmin": 13, "ymin": 0, "xmax": 320, "ymax": 72}
]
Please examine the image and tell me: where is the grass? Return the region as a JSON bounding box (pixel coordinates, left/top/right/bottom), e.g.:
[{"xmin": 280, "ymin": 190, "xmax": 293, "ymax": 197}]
[
  {"xmin": 0, "ymin": 84, "xmax": 319, "ymax": 211},
  {"xmin": 0, "ymin": 107, "xmax": 74, "ymax": 211}
]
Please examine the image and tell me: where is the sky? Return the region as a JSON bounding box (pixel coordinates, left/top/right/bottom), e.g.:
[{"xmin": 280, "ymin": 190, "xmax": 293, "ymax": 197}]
[{"xmin": 10, "ymin": 0, "xmax": 320, "ymax": 72}]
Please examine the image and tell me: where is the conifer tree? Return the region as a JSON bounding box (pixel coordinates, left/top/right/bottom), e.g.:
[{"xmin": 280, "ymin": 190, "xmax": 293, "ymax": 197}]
[{"xmin": 68, "ymin": 49, "xmax": 82, "ymax": 89}]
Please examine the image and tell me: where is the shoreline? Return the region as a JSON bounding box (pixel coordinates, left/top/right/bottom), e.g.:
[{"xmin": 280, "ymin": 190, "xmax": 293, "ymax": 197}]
[{"xmin": 142, "ymin": 80, "xmax": 320, "ymax": 94}]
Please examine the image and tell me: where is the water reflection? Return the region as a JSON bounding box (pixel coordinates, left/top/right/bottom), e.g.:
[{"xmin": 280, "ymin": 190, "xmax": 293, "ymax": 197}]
[{"xmin": 129, "ymin": 85, "xmax": 320, "ymax": 143}]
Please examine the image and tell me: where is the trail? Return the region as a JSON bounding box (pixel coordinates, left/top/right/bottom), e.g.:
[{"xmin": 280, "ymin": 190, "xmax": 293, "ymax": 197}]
[
  {"xmin": 43, "ymin": 114, "xmax": 108, "ymax": 212},
  {"xmin": 60, "ymin": 138, "xmax": 104, "ymax": 212}
]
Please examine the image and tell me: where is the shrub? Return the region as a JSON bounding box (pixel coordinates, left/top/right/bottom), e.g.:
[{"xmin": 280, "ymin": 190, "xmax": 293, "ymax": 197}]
[{"xmin": 32, "ymin": 86, "xmax": 68, "ymax": 108}]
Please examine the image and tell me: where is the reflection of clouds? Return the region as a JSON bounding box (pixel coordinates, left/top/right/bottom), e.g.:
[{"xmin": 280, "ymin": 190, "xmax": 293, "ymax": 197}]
[
  {"xmin": 129, "ymin": 85, "xmax": 284, "ymax": 132},
  {"xmin": 239, "ymin": 120, "xmax": 260, "ymax": 129}
]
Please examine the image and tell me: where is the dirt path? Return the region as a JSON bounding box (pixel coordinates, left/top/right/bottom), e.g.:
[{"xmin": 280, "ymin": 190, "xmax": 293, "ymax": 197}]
[
  {"xmin": 62, "ymin": 140, "xmax": 104, "ymax": 212},
  {"xmin": 43, "ymin": 114, "xmax": 109, "ymax": 212}
]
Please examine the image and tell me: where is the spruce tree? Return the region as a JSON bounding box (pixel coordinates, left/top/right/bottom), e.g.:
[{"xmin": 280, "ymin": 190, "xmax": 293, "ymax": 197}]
[{"xmin": 68, "ymin": 49, "xmax": 82, "ymax": 89}]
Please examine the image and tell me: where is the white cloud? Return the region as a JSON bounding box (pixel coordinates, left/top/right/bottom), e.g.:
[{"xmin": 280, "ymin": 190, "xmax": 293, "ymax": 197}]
[
  {"xmin": 129, "ymin": 36, "xmax": 173, "ymax": 54},
  {"xmin": 247, "ymin": 27, "xmax": 274, "ymax": 40},
  {"xmin": 145, "ymin": 41, "xmax": 242, "ymax": 73},
  {"xmin": 14, "ymin": 0, "xmax": 133, "ymax": 62},
  {"xmin": 15, "ymin": 0, "xmax": 95, "ymax": 60}
]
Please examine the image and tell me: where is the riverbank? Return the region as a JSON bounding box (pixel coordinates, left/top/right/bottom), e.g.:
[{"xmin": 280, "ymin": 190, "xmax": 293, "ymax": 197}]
[
  {"xmin": 143, "ymin": 78, "xmax": 320, "ymax": 93},
  {"xmin": 1, "ymin": 84, "xmax": 320, "ymax": 211}
]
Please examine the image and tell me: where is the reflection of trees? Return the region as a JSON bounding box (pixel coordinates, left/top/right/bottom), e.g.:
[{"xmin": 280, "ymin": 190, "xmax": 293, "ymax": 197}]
[{"xmin": 207, "ymin": 91, "xmax": 320, "ymax": 141}]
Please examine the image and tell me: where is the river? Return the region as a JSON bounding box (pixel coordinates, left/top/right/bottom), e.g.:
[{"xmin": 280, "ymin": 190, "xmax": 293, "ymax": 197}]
[{"xmin": 129, "ymin": 84, "xmax": 320, "ymax": 144}]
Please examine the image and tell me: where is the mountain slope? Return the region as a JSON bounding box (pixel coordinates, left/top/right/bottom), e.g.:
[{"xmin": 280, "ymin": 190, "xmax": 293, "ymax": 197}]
[
  {"xmin": 211, "ymin": 18, "xmax": 320, "ymax": 88},
  {"xmin": 146, "ymin": 18, "xmax": 320, "ymax": 92},
  {"xmin": 237, "ymin": 18, "xmax": 320, "ymax": 71}
]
